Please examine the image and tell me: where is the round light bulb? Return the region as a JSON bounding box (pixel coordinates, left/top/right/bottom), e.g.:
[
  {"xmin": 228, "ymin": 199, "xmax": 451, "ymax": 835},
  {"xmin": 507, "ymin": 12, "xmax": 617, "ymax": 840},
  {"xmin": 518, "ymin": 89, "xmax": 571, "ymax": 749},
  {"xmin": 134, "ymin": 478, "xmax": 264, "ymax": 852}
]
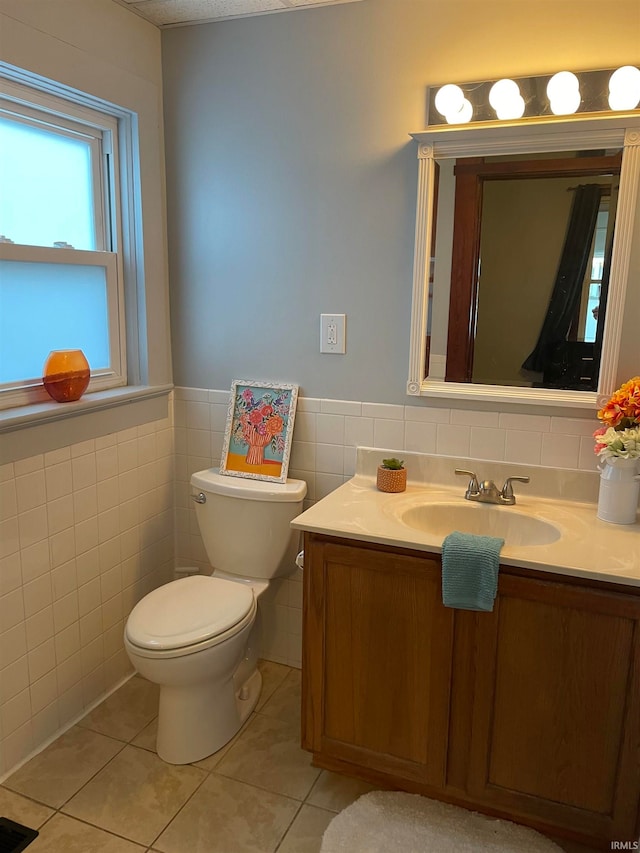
[
  {"xmin": 495, "ymin": 94, "xmax": 525, "ymax": 121},
  {"xmin": 434, "ymin": 84, "xmax": 464, "ymax": 118},
  {"xmin": 489, "ymin": 78, "xmax": 520, "ymax": 112},
  {"xmin": 549, "ymin": 87, "xmax": 581, "ymax": 116},
  {"xmin": 608, "ymin": 65, "xmax": 640, "ymax": 110},
  {"xmin": 456, "ymin": 98, "xmax": 473, "ymax": 124},
  {"xmin": 546, "ymin": 71, "xmax": 579, "ymax": 101},
  {"xmin": 444, "ymin": 97, "xmax": 473, "ymax": 125}
]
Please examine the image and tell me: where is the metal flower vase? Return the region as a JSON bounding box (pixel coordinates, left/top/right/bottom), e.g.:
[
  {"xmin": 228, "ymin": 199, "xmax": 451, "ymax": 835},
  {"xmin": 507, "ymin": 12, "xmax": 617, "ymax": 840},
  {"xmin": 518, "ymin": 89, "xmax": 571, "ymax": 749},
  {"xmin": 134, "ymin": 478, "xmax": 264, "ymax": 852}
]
[{"xmin": 597, "ymin": 457, "xmax": 640, "ymax": 525}]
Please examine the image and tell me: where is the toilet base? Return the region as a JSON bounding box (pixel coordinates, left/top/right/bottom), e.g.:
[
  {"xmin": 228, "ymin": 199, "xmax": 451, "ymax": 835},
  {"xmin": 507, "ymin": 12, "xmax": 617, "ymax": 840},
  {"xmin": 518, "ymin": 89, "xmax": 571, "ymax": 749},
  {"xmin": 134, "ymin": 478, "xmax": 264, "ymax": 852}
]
[{"xmin": 157, "ymin": 667, "xmax": 262, "ymax": 765}]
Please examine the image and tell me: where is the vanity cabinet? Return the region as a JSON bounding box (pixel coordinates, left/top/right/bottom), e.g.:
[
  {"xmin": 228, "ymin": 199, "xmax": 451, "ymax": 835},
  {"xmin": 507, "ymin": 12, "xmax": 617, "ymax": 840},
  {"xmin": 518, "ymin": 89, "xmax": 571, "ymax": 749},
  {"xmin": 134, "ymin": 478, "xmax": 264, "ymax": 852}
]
[
  {"xmin": 302, "ymin": 536, "xmax": 454, "ymax": 787},
  {"xmin": 301, "ymin": 533, "xmax": 640, "ymax": 848}
]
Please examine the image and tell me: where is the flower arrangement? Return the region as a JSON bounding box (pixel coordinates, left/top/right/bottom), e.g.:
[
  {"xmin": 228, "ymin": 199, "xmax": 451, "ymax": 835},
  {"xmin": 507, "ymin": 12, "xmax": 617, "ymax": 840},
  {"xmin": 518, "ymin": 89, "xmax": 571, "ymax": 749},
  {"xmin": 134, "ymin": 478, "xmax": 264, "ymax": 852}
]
[
  {"xmin": 232, "ymin": 387, "xmax": 288, "ymax": 464},
  {"xmin": 594, "ymin": 376, "xmax": 640, "ymax": 461}
]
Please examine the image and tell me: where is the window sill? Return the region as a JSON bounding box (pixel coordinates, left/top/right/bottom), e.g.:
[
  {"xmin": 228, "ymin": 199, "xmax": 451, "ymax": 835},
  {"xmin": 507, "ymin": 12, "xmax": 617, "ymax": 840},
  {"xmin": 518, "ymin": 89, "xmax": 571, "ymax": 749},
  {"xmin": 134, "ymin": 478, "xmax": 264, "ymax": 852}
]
[{"xmin": 0, "ymin": 384, "xmax": 174, "ymax": 433}]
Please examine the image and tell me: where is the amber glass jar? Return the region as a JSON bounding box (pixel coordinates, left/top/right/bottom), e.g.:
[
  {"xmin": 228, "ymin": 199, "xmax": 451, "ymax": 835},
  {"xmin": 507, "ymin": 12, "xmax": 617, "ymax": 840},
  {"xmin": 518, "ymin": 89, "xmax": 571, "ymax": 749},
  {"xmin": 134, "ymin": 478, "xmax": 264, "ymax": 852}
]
[{"xmin": 42, "ymin": 349, "xmax": 90, "ymax": 403}]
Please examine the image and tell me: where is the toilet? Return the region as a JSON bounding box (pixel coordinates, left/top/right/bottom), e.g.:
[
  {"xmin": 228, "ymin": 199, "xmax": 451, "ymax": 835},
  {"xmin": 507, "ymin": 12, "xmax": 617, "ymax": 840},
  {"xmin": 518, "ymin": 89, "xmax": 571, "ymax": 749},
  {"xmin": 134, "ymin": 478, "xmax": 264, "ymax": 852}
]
[{"xmin": 124, "ymin": 467, "xmax": 306, "ymax": 765}]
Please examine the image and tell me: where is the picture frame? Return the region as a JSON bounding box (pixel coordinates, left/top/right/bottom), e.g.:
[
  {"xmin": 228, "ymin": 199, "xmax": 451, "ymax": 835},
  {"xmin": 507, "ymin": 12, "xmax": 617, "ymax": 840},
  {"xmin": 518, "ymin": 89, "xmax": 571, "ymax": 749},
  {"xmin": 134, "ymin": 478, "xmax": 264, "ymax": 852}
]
[{"xmin": 219, "ymin": 380, "xmax": 299, "ymax": 483}]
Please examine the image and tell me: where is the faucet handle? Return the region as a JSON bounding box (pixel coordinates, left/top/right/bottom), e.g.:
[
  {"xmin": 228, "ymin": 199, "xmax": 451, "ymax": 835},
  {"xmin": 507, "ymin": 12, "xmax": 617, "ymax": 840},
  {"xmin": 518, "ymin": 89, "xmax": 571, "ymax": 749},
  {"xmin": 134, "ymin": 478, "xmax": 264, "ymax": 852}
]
[
  {"xmin": 501, "ymin": 475, "xmax": 530, "ymax": 500},
  {"xmin": 455, "ymin": 468, "xmax": 479, "ymax": 494}
]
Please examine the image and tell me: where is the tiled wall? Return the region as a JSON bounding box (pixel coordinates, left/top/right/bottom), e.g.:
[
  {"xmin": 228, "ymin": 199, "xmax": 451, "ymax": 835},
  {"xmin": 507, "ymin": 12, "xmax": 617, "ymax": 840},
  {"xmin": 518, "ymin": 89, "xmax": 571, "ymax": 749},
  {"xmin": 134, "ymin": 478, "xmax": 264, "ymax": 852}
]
[
  {"xmin": 0, "ymin": 414, "xmax": 174, "ymax": 777},
  {"xmin": 174, "ymin": 386, "xmax": 599, "ymax": 668}
]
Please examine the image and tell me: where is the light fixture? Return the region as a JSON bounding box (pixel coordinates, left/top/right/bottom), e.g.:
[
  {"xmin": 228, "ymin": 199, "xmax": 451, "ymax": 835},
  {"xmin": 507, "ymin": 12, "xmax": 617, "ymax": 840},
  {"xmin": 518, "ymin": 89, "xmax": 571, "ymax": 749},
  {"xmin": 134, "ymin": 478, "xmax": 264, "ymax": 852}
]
[{"xmin": 428, "ymin": 66, "xmax": 640, "ymax": 127}]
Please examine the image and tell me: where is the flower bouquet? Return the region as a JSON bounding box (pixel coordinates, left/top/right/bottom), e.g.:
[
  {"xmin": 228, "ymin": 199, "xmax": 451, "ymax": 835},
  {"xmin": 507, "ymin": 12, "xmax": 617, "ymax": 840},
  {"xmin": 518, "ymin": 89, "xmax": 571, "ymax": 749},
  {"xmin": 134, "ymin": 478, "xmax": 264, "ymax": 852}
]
[
  {"xmin": 594, "ymin": 377, "xmax": 640, "ymax": 524},
  {"xmin": 593, "ymin": 376, "xmax": 640, "ymax": 461}
]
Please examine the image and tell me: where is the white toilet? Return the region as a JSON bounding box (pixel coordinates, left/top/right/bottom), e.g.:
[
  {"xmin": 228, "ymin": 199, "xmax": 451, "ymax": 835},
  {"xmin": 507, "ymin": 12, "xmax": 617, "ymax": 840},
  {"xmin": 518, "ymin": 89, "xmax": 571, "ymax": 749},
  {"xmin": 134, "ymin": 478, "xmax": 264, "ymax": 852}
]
[{"xmin": 124, "ymin": 467, "xmax": 306, "ymax": 764}]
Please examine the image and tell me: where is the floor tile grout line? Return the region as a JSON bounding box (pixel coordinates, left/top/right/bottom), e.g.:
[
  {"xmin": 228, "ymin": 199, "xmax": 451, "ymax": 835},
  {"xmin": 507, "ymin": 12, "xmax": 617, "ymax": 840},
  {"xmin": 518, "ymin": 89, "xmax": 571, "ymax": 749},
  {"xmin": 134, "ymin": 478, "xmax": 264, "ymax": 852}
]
[
  {"xmin": 146, "ymin": 760, "xmax": 211, "ymax": 850},
  {"xmin": 272, "ymin": 797, "xmax": 305, "ymax": 853}
]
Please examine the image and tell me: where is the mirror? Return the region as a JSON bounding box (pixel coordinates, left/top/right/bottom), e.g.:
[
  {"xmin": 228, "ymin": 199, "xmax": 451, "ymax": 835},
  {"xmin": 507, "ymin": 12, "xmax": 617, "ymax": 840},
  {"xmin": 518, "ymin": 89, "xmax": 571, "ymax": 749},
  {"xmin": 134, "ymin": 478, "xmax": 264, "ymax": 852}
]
[{"xmin": 408, "ymin": 119, "xmax": 640, "ymax": 408}]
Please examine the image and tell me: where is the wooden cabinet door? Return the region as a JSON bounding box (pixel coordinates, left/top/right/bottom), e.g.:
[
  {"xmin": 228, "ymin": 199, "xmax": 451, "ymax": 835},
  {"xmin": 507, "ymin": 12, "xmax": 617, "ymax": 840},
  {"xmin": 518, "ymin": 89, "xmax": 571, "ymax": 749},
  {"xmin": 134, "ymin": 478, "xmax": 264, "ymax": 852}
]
[
  {"xmin": 467, "ymin": 573, "xmax": 640, "ymax": 843},
  {"xmin": 303, "ymin": 535, "xmax": 454, "ymax": 787}
]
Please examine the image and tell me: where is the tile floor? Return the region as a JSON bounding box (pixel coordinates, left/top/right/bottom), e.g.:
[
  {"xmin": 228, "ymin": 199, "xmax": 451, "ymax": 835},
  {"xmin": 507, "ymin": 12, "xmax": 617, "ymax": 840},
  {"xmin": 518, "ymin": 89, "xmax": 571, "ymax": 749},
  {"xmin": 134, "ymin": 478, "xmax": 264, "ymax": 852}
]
[{"xmin": 0, "ymin": 660, "xmax": 600, "ymax": 853}]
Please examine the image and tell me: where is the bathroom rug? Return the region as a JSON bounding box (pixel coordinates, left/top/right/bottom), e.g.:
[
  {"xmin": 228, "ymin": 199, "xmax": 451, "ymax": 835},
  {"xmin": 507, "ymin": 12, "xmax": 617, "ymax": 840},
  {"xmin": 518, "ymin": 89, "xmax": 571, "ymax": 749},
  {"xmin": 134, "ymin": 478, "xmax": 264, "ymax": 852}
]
[{"xmin": 320, "ymin": 790, "xmax": 563, "ymax": 853}]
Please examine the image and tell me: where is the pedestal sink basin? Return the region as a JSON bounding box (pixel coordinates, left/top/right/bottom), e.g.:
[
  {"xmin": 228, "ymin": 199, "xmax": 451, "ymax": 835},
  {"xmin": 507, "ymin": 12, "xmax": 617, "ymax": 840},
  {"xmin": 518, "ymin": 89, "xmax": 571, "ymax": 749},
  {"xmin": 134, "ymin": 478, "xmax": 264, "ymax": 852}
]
[{"xmin": 398, "ymin": 502, "xmax": 561, "ymax": 547}]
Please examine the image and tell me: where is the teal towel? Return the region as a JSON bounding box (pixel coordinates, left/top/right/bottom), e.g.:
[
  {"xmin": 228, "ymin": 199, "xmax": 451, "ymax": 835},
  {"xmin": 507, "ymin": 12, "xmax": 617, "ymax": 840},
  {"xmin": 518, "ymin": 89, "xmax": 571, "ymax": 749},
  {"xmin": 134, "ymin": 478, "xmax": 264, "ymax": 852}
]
[{"xmin": 441, "ymin": 531, "xmax": 504, "ymax": 612}]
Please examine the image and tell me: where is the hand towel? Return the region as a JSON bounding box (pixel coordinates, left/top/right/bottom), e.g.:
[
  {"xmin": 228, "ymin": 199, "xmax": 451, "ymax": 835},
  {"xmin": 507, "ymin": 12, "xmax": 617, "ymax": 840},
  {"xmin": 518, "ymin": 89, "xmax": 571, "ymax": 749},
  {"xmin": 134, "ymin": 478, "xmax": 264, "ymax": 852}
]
[{"xmin": 441, "ymin": 531, "xmax": 504, "ymax": 611}]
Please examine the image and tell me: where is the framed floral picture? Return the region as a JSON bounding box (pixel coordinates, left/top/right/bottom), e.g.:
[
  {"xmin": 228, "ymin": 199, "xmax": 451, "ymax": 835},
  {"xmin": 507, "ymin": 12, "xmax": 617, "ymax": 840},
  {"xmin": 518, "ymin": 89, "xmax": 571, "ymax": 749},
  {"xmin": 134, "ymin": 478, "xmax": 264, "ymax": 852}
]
[{"xmin": 219, "ymin": 380, "xmax": 299, "ymax": 483}]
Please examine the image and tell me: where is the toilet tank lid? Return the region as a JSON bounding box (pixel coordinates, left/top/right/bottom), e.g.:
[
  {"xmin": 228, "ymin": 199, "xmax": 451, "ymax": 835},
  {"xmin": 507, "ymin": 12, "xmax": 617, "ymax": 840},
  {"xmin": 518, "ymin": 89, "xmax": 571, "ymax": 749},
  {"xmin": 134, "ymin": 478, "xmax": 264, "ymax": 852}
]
[{"xmin": 191, "ymin": 468, "xmax": 307, "ymax": 502}]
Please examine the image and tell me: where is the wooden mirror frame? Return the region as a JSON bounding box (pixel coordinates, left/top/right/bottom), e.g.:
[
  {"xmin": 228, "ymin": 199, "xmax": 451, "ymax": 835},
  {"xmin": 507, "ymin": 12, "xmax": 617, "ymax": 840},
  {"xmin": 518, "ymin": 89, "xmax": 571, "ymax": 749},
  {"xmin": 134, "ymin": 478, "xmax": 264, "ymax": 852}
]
[{"xmin": 407, "ymin": 116, "xmax": 640, "ymax": 409}]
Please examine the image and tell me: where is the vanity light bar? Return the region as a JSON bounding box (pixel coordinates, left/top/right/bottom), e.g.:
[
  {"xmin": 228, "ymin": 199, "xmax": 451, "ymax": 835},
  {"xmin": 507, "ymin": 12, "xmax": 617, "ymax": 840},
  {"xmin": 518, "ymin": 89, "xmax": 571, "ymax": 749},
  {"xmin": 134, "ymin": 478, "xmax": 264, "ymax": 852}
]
[{"xmin": 427, "ymin": 66, "xmax": 640, "ymax": 127}]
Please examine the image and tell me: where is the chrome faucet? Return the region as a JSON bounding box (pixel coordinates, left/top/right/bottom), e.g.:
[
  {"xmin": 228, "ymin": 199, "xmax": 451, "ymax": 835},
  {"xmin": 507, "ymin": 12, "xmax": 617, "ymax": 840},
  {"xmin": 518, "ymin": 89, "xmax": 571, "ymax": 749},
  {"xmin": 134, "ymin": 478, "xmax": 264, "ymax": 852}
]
[{"xmin": 455, "ymin": 469, "xmax": 530, "ymax": 506}]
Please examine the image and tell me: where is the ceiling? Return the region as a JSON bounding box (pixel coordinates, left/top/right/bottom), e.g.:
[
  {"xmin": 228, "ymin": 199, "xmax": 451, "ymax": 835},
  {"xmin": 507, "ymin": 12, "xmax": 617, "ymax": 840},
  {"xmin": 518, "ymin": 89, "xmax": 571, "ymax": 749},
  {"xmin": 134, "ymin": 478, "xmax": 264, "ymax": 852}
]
[{"xmin": 112, "ymin": 0, "xmax": 363, "ymax": 28}]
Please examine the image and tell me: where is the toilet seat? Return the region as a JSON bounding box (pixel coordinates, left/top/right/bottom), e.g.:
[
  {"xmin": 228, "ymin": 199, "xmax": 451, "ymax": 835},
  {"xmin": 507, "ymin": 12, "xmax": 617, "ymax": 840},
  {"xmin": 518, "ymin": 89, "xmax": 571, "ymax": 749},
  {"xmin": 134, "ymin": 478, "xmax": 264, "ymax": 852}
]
[{"xmin": 125, "ymin": 575, "xmax": 256, "ymax": 659}]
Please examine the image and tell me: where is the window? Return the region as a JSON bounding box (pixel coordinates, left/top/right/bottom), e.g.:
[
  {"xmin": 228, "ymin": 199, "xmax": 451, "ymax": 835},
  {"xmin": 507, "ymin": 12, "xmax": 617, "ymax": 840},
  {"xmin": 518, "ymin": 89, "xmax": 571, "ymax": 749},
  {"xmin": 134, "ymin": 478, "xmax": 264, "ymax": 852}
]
[{"xmin": 0, "ymin": 76, "xmax": 128, "ymax": 409}]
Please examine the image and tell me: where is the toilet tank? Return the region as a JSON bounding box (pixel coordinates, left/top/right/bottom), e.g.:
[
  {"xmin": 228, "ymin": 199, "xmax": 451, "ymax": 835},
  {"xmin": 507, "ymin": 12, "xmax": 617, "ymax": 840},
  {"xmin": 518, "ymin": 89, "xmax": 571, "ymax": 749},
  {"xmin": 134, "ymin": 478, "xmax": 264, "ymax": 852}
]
[{"xmin": 190, "ymin": 468, "xmax": 307, "ymax": 580}]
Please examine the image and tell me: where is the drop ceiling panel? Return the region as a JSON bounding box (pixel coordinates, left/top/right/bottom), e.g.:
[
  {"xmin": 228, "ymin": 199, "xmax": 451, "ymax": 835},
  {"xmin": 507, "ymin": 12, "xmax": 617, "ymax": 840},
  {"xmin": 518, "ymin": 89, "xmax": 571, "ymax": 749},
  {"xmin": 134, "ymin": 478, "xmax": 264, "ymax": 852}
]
[{"xmin": 113, "ymin": 0, "xmax": 362, "ymax": 27}]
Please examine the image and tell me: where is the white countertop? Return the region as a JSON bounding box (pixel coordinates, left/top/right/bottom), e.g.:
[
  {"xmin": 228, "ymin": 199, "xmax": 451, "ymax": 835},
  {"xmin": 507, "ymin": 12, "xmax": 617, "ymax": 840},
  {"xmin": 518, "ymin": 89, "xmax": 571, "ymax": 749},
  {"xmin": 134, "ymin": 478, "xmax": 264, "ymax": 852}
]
[{"xmin": 291, "ymin": 448, "xmax": 640, "ymax": 588}]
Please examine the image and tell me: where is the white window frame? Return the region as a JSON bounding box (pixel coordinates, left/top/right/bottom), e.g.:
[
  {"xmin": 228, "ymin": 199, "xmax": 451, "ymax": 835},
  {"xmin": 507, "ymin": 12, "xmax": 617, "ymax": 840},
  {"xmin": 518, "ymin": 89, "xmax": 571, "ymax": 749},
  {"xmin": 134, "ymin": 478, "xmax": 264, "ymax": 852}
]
[{"xmin": 0, "ymin": 76, "xmax": 129, "ymax": 410}]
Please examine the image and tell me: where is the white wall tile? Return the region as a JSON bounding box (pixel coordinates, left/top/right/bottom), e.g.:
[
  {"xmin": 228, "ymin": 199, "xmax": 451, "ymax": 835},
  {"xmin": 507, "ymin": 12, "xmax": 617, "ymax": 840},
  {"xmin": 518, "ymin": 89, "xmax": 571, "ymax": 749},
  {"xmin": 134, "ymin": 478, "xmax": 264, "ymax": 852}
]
[
  {"xmin": 0, "ymin": 517, "xmax": 19, "ymax": 560},
  {"xmin": 297, "ymin": 397, "xmax": 321, "ymax": 413},
  {"xmin": 293, "ymin": 411, "xmax": 316, "ymax": 443},
  {"xmin": 541, "ymin": 433, "xmax": 581, "ymax": 469},
  {"xmin": 15, "ymin": 470, "xmax": 47, "ymax": 513},
  {"xmin": 75, "ymin": 518, "xmax": 99, "ymax": 557},
  {"xmin": 28, "ymin": 638, "xmax": 56, "ymax": 683},
  {"xmin": 72, "ymin": 454, "xmax": 97, "ymax": 490},
  {"xmin": 0, "ymin": 552, "xmax": 22, "ymax": 596},
  {"xmin": 1, "ymin": 688, "xmax": 32, "ymax": 735},
  {"xmin": 14, "ymin": 456, "xmax": 43, "ymax": 476},
  {"xmin": 25, "ymin": 607, "xmax": 54, "ymax": 651},
  {"xmin": 23, "ymin": 575, "xmax": 52, "ymax": 618},
  {"xmin": 315, "ymin": 444, "xmax": 344, "ymax": 475},
  {"xmin": 53, "ymin": 592, "xmax": 79, "ymax": 634},
  {"xmin": 96, "ymin": 446, "xmax": 119, "ymax": 481},
  {"xmin": 450, "ymin": 409, "xmax": 500, "ymax": 428},
  {"xmin": 18, "ymin": 506, "xmax": 49, "ymax": 550},
  {"xmin": 0, "ymin": 624, "xmax": 27, "ymax": 669},
  {"xmin": 436, "ymin": 423, "xmax": 471, "ymax": 457},
  {"xmin": 499, "ymin": 413, "xmax": 551, "ymax": 432},
  {"xmin": 20, "ymin": 540, "xmax": 50, "ymax": 584},
  {"xmin": 469, "ymin": 427, "xmax": 506, "ymax": 462},
  {"xmin": 404, "ymin": 405, "xmax": 450, "ymax": 424},
  {"xmin": 320, "ymin": 399, "xmax": 362, "ymax": 416},
  {"xmin": 50, "ymin": 528, "xmax": 76, "ymax": 569},
  {"xmin": 373, "ymin": 418, "xmax": 404, "ymax": 450},
  {"xmin": 45, "ymin": 461, "xmax": 73, "ymax": 501},
  {"xmin": 290, "ymin": 441, "xmax": 316, "ymax": 472},
  {"xmin": 186, "ymin": 401, "xmax": 210, "ymax": 431},
  {"xmin": 504, "ymin": 430, "xmax": 543, "ymax": 465},
  {"xmin": 71, "ymin": 439, "xmax": 95, "ymax": 458},
  {"xmin": 44, "ymin": 447, "xmax": 70, "ymax": 467},
  {"xmin": 0, "ymin": 480, "xmax": 17, "ymax": 521},
  {"xmin": 0, "ymin": 588, "xmax": 25, "ymax": 632},
  {"xmin": 0, "ymin": 656, "xmax": 29, "ymax": 703},
  {"xmin": 30, "ymin": 669, "xmax": 58, "ymax": 715},
  {"xmin": 344, "ymin": 416, "xmax": 374, "ymax": 448},
  {"xmin": 362, "ymin": 402, "xmax": 404, "ymax": 419},
  {"xmin": 404, "ymin": 421, "xmax": 437, "ymax": 454},
  {"xmin": 47, "ymin": 495, "xmax": 75, "ymax": 535},
  {"xmin": 316, "ymin": 413, "xmax": 344, "ymax": 445}
]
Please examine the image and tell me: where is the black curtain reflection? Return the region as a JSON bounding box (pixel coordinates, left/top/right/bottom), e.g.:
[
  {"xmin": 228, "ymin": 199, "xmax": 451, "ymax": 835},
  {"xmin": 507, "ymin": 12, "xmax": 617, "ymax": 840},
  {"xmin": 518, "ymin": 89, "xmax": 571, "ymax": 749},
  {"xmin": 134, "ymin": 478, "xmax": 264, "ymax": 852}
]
[{"xmin": 522, "ymin": 183, "xmax": 602, "ymax": 374}]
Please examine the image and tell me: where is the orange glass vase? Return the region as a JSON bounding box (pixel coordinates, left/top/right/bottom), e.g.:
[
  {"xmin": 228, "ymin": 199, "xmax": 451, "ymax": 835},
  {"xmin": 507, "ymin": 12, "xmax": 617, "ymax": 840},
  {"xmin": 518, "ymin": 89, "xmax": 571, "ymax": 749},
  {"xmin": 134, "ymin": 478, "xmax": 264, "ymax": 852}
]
[{"xmin": 42, "ymin": 350, "xmax": 90, "ymax": 403}]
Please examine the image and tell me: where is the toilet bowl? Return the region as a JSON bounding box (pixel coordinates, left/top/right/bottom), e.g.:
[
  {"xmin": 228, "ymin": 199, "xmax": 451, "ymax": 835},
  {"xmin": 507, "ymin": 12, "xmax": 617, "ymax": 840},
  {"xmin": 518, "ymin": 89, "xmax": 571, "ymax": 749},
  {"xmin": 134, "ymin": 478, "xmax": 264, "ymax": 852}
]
[{"xmin": 124, "ymin": 468, "xmax": 306, "ymax": 764}]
